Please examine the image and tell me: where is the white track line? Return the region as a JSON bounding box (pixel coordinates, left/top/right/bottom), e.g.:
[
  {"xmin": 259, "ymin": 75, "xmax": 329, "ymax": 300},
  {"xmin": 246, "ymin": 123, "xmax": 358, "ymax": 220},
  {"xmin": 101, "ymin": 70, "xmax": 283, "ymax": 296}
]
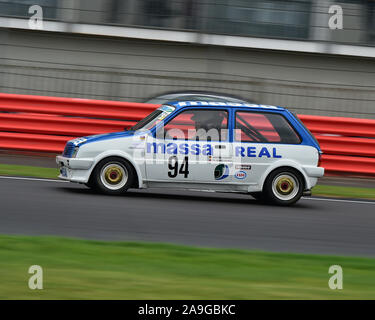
[
  {"xmin": 0, "ymin": 175, "xmax": 67, "ymax": 183},
  {"xmin": 302, "ymin": 197, "xmax": 375, "ymax": 205}
]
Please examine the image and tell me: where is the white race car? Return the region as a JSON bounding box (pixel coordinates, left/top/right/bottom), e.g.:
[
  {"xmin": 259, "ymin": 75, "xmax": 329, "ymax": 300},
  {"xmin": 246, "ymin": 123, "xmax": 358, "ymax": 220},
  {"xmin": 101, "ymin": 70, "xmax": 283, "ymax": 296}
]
[{"xmin": 56, "ymin": 101, "xmax": 324, "ymax": 205}]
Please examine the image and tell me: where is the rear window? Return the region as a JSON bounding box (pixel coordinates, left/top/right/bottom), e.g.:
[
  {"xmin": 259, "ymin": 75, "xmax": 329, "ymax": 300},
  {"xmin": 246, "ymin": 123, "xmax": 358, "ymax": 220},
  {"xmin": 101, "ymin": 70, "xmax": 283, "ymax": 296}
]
[
  {"xmin": 235, "ymin": 111, "xmax": 301, "ymax": 144},
  {"xmin": 292, "ymin": 112, "xmax": 320, "ymax": 147}
]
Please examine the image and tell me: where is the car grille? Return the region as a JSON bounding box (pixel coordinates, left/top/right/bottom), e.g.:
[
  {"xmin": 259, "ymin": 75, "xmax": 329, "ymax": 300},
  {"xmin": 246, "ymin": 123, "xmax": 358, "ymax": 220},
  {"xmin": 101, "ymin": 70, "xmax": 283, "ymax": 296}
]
[{"xmin": 62, "ymin": 142, "xmax": 75, "ymax": 158}]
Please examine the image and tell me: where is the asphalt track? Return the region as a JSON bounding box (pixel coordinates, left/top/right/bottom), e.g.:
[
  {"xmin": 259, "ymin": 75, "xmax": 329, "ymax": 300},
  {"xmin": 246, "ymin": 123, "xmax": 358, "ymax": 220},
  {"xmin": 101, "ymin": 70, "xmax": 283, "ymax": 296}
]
[{"xmin": 0, "ymin": 176, "xmax": 375, "ymax": 257}]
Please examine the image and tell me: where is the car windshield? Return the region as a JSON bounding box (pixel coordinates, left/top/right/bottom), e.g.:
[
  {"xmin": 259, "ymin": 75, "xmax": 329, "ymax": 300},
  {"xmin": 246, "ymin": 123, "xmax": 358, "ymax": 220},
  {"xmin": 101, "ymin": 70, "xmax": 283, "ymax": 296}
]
[{"xmin": 130, "ymin": 105, "xmax": 175, "ymax": 131}]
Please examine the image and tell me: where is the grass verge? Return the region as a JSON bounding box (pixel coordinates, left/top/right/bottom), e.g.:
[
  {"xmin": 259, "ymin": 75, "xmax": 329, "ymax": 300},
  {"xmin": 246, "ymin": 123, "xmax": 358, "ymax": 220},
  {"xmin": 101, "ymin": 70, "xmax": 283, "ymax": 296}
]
[
  {"xmin": 0, "ymin": 235, "xmax": 374, "ymax": 299},
  {"xmin": 0, "ymin": 163, "xmax": 58, "ymax": 179},
  {"xmin": 312, "ymin": 185, "xmax": 375, "ymax": 200},
  {"xmin": 1, "ymin": 163, "xmax": 374, "ymax": 200}
]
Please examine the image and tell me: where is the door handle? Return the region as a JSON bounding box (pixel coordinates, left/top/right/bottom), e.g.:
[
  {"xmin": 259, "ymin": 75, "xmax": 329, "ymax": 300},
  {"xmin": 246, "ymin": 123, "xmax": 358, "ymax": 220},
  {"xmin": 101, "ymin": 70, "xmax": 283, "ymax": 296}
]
[{"xmin": 215, "ymin": 145, "xmax": 226, "ymax": 149}]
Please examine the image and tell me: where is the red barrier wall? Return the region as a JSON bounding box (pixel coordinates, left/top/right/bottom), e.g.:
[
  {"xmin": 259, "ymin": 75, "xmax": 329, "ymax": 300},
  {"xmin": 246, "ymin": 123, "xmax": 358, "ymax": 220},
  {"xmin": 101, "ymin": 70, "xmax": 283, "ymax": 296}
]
[{"xmin": 1, "ymin": 93, "xmax": 374, "ymax": 176}]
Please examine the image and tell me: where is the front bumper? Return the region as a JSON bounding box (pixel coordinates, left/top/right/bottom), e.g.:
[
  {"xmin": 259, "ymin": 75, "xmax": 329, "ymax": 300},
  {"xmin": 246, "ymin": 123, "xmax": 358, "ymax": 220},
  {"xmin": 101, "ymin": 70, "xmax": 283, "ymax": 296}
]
[{"xmin": 56, "ymin": 155, "xmax": 94, "ymax": 183}]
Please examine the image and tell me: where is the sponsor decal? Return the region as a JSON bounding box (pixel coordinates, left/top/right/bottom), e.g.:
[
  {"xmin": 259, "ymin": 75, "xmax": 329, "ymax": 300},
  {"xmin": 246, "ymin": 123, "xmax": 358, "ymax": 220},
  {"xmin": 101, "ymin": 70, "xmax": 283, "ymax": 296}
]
[
  {"xmin": 148, "ymin": 106, "xmax": 175, "ymax": 126},
  {"xmin": 158, "ymin": 114, "xmax": 168, "ymax": 120},
  {"xmin": 208, "ymin": 156, "xmax": 233, "ymax": 162},
  {"xmin": 70, "ymin": 137, "xmax": 87, "ymax": 146},
  {"xmin": 235, "ymin": 164, "xmax": 252, "ymax": 170},
  {"xmin": 147, "ymin": 143, "xmax": 282, "ymax": 159},
  {"xmin": 160, "ymin": 105, "xmax": 175, "ymax": 112},
  {"xmin": 214, "ymin": 164, "xmax": 229, "ymax": 180},
  {"xmin": 176, "ymin": 101, "xmax": 280, "ymax": 109},
  {"xmin": 235, "ymin": 146, "xmax": 282, "ymax": 158},
  {"xmin": 147, "ymin": 142, "xmax": 213, "ymax": 156},
  {"xmin": 234, "ymin": 171, "xmax": 247, "ymax": 180}
]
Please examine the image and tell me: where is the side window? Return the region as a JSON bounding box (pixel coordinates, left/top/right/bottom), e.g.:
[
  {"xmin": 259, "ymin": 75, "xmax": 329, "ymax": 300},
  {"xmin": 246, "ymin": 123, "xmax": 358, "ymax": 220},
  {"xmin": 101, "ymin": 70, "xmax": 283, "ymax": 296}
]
[
  {"xmin": 235, "ymin": 111, "xmax": 301, "ymax": 144},
  {"xmin": 159, "ymin": 109, "xmax": 229, "ymax": 141}
]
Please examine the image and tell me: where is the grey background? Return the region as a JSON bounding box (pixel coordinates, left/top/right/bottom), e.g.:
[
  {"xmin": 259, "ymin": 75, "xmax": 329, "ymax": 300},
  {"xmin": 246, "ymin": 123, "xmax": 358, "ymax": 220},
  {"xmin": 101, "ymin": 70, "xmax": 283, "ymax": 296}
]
[
  {"xmin": 1, "ymin": 29, "xmax": 375, "ymax": 118},
  {"xmin": 0, "ymin": 0, "xmax": 374, "ymax": 118},
  {"xmin": 1, "ymin": 0, "xmax": 374, "ymax": 45}
]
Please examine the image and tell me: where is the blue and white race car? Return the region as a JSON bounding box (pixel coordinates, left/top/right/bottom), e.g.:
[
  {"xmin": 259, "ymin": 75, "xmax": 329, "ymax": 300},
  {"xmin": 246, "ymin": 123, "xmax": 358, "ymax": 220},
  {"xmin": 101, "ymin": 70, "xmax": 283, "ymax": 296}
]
[{"xmin": 56, "ymin": 101, "xmax": 324, "ymax": 205}]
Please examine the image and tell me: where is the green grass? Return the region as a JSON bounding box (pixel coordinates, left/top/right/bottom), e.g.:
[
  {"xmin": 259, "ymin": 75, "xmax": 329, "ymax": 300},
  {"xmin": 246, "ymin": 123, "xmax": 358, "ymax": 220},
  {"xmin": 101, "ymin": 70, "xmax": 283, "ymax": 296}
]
[
  {"xmin": 0, "ymin": 235, "xmax": 374, "ymax": 299},
  {"xmin": 0, "ymin": 163, "xmax": 58, "ymax": 179},
  {"xmin": 1, "ymin": 163, "xmax": 374, "ymax": 200},
  {"xmin": 312, "ymin": 185, "xmax": 375, "ymax": 200}
]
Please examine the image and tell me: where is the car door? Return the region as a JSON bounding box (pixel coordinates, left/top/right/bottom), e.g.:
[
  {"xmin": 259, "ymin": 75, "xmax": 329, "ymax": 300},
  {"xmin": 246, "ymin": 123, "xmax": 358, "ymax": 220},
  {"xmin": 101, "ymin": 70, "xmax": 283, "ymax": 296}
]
[
  {"xmin": 232, "ymin": 109, "xmax": 302, "ymax": 184},
  {"xmin": 145, "ymin": 108, "xmax": 232, "ymax": 183}
]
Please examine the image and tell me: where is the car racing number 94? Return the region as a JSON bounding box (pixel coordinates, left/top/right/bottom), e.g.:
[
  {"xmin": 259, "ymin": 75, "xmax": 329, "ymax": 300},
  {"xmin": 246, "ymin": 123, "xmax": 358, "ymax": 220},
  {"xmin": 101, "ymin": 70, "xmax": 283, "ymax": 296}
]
[{"xmin": 168, "ymin": 156, "xmax": 190, "ymax": 178}]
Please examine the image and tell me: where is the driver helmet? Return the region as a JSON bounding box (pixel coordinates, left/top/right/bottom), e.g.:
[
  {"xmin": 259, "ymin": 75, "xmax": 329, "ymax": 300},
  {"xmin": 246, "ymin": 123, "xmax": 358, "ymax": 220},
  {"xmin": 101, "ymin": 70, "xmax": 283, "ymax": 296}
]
[{"xmin": 191, "ymin": 110, "xmax": 225, "ymax": 131}]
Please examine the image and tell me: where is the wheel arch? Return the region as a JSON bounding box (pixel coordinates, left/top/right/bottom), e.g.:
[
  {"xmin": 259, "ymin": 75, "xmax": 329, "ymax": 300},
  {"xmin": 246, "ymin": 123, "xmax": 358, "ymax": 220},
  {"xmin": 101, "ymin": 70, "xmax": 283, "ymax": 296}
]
[
  {"xmin": 259, "ymin": 162, "xmax": 308, "ymax": 192},
  {"xmin": 89, "ymin": 151, "xmax": 143, "ymax": 188}
]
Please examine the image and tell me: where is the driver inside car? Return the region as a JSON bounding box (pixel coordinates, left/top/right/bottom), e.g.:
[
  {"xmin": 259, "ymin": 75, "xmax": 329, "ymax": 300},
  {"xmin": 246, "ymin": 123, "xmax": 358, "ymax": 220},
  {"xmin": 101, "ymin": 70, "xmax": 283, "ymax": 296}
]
[{"xmin": 190, "ymin": 110, "xmax": 227, "ymax": 141}]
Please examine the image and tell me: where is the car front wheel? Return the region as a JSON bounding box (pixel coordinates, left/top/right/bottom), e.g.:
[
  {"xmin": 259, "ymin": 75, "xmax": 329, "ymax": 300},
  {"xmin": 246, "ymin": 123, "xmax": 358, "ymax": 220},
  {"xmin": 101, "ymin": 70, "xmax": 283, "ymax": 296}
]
[
  {"xmin": 91, "ymin": 157, "xmax": 135, "ymax": 195},
  {"xmin": 263, "ymin": 168, "xmax": 304, "ymax": 206}
]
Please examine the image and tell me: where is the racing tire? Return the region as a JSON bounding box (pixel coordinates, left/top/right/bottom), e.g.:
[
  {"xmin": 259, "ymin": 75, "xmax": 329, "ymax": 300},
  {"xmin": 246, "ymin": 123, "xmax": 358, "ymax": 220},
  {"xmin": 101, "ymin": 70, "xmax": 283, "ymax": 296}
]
[
  {"xmin": 263, "ymin": 168, "xmax": 304, "ymax": 206},
  {"xmin": 90, "ymin": 157, "xmax": 135, "ymax": 195},
  {"xmin": 84, "ymin": 181, "xmax": 94, "ymax": 189},
  {"xmin": 249, "ymin": 192, "xmax": 264, "ymax": 202}
]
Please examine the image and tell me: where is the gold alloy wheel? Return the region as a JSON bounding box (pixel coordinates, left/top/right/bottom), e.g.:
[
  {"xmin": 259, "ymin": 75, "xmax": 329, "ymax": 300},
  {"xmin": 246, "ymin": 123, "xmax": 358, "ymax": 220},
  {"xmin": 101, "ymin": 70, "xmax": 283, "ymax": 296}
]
[
  {"xmin": 275, "ymin": 177, "xmax": 294, "ymax": 195},
  {"xmin": 272, "ymin": 173, "xmax": 299, "ymax": 201},
  {"xmin": 104, "ymin": 166, "xmax": 123, "ymax": 185},
  {"xmin": 100, "ymin": 162, "xmax": 128, "ymax": 190}
]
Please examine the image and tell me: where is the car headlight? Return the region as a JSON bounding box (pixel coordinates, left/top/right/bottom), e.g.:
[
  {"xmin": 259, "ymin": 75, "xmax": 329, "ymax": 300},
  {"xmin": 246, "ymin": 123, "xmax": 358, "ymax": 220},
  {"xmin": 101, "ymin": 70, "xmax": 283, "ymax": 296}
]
[{"xmin": 71, "ymin": 146, "xmax": 79, "ymax": 158}]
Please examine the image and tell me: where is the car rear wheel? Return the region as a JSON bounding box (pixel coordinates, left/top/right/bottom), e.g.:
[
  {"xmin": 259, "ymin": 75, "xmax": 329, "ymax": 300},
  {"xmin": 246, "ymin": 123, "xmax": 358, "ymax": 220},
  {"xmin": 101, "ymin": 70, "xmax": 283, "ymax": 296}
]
[
  {"xmin": 263, "ymin": 168, "xmax": 304, "ymax": 206},
  {"xmin": 91, "ymin": 157, "xmax": 135, "ymax": 195}
]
